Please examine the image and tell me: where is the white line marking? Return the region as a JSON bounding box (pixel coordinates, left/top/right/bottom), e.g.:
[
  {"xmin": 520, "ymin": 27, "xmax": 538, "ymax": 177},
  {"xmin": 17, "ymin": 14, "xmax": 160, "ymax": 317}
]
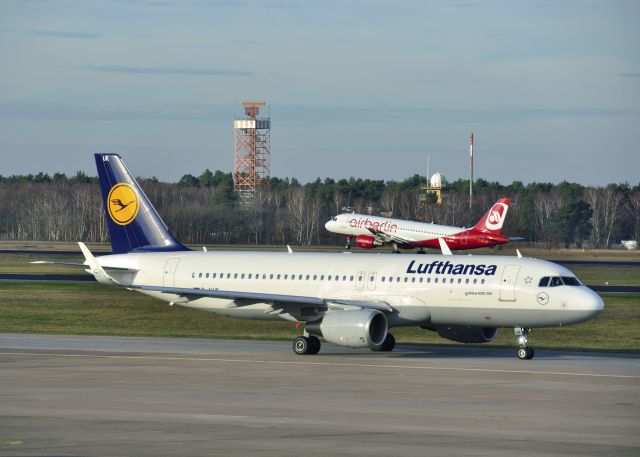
[{"xmin": 1, "ymin": 351, "xmax": 638, "ymax": 379}]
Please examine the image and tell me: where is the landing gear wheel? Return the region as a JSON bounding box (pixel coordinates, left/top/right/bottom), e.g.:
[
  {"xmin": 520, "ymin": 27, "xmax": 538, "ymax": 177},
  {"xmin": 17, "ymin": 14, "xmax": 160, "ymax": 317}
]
[
  {"xmin": 517, "ymin": 347, "xmax": 530, "ymax": 360},
  {"xmin": 293, "ymin": 335, "xmax": 321, "ymax": 355},
  {"xmin": 382, "ymin": 333, "xmax": 396, "ymax": 352},
  {"xmin": 372, "ymin": 333, "xmax": 396, "ymax": 352},
  {"xmin": 293, "ymin": 336, "xmax": 310, "ymax": 355},
  {"xmin": 308, "ymin": 335, "xmax": 321, "ymax": 355},
  {"xmin": 514, "ymin": 326, "xmax": 535, "ymax": 360}
]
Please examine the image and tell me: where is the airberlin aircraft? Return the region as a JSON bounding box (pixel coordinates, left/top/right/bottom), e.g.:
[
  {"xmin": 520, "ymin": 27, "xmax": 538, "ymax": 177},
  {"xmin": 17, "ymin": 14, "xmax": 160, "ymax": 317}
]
[
  {"xmin": 325, "ymin": 198, "xmax": 521, "ymax": 253},
  {"xmin": 34, "ymin": 154, "xmax": 603, "ymax": 360}
]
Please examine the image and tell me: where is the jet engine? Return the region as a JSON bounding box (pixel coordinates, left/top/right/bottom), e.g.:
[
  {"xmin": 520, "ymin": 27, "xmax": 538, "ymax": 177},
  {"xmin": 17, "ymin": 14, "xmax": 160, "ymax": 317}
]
[
  {"xmin": 355, "ymin": 235, "xmax": 383, "ymax": 249},
  {"xmin": 306, "ymin": 309, "xmax": 388, "ymax": 349},
  {"xmin": 423, "ymin": 324, "xmax": 499, "ymax": 344}
]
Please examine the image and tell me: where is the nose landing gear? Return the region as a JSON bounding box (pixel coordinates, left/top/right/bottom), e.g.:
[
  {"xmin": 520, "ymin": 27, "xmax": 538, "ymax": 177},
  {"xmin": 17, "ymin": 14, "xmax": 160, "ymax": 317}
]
[{"xmin": 514, "ymin": 326, "xmax": 535, "ymax": 360}]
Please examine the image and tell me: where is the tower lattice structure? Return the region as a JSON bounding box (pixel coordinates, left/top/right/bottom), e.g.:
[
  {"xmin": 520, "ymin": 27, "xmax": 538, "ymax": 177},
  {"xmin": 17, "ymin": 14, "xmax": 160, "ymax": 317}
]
[{"xmin": 233, "ymin": 101, "xmax": 271, "ymax": 205}]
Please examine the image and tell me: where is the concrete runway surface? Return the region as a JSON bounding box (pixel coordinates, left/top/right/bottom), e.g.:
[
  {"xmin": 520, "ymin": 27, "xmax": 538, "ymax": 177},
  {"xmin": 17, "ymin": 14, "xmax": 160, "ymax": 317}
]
[{"xmin": 1, "ymin": 334, "xmax": 639, "ymax": 457}]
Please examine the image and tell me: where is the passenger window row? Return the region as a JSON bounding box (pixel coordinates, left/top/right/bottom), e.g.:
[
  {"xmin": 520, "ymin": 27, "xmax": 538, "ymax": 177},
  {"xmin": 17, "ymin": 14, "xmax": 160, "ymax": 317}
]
[
  {"xmin": 381, "ymin": 276, "xmax": 485, "ymax": 285},
  {"xmin": 190, "ymin": 272, "xmax": 485, "ymax": 285},
  {"xmin": 192, "ymin": 272, "xmax": 355, "ymax": 282}
]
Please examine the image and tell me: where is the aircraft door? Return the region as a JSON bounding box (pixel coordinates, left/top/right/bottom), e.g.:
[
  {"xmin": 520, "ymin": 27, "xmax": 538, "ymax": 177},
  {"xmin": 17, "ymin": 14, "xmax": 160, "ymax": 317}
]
[
  {"xmin": 499, "ymin": 264, "xmax": 520, "ymax": 302},
  {"xmin": 367, "ymin": 271, "xmax": 377, "ymax": 290},
  {"xmin": 355, "ymin": 271, "xmax": 365, "ymax": 290},
  {"xmin": 163, "ymin": 258, "xmax": 181, "ymax": 287}
]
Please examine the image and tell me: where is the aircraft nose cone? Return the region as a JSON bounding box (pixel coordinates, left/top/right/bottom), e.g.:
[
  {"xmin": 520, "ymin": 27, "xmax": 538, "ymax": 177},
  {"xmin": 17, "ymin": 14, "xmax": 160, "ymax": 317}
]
[
  {"xmin": 589, "ymin": 290, "xmax": 605, "ymax": 313},
  {"xmin": 582, "ymin": 288, "xmax": 605, "ymax": 318},
  {"xmin": 325, "ymin": 220, "xmax": 333, "ymax": 231}
]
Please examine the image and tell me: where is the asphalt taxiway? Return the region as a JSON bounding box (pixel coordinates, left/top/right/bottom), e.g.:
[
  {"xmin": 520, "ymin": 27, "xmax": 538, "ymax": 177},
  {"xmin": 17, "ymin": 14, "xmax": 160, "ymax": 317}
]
[{"xmin": 1, "ymin": 334, "xmax": 639, "ymax": 457}]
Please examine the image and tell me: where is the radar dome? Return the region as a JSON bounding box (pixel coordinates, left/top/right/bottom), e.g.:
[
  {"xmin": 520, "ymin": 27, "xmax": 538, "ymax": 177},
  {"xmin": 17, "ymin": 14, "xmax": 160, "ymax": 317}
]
[{"xmin": 430, "ymin": 172, "xmax": 447, "ymax": 188}]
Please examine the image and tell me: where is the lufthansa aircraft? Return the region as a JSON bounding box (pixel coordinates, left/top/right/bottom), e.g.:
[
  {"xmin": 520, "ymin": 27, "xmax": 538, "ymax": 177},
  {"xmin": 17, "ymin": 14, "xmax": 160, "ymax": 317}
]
[
  {"xmin": 325, "ymin": 198, "xmax": 520, "ymax": 252},
  {"xmin": 35, "ymin": 154, "xmax": 603, "ymax": 360}
]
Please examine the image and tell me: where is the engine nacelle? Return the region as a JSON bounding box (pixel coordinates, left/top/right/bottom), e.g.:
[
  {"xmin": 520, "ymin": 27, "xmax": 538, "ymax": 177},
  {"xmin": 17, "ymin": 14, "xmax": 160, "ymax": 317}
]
[
  {"xmin": 307, "ymin": 309, "xmax": 388, "ymax": 349},
  {"xmin": 355, "ymin": 235, "xmax": 382, "ymax": 249},
  {"xmin": 425, "ymin": 325, "xmax": 499, "ymax": 344}
]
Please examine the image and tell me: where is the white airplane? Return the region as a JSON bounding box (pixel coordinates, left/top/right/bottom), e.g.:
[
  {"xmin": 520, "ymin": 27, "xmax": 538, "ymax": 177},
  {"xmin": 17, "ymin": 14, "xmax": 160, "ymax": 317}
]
[
  {"xmin": 34, "ymin": 154, "xmax": 604, "ymax": 360},
  {"xmin": 325, "ymin": 198, "xmax": 521, "ymax": 253}
]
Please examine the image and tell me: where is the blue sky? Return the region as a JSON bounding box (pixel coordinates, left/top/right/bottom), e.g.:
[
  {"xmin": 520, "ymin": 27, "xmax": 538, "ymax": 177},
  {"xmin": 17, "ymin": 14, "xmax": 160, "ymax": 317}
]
[{"xmin": 1, "ymin": 0, "xmax": 638, "ymax": 185}]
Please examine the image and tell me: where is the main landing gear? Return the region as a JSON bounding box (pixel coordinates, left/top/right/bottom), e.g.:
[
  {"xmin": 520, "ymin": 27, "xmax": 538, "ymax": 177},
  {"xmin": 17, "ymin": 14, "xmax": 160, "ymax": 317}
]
[
  {"xmin": 292, "ymin": 332, "xmax": 396, "ymax": 354},
  {"xmin": 372, "ymin": 333, "xmax": 396, "ymax": 352},
  {"xmin": 293, "ymin": 332, "xmax": 321, "ymax": 355},
  {"xmin": 392, "ymin": 242, "xmax": 401, "ymax": 254},
  {"xmin": 514, "ymin": 326, "xmax": 535, "ymax": 360}
]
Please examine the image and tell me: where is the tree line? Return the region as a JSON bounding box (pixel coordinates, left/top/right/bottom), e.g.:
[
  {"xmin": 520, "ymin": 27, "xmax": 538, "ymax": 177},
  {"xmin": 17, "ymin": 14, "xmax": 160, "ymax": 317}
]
[{"xmin": 1, "ymin": 170, "xmax": 639, "ymax": 248}]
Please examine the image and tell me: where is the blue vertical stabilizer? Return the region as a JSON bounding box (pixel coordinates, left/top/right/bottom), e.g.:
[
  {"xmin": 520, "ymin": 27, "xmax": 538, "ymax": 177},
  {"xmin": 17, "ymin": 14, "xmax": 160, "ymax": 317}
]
[{"xmin": 95, "ymin": 153, "xmax": 189, "ymax": 254}]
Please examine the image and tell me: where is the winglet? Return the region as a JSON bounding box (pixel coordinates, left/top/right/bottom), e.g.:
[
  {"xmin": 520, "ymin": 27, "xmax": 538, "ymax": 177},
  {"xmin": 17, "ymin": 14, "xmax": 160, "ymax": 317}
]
[
  {"xmin": 438, "ymin": 238, "xmax": 453, "ymax": 256},
  {"xmin": 287, "ymin": 245, "xmax": 293, "ymax": 254},
  {"xmin": 516, "ymin": 249, "xmax": 522, "ymax": 259}
]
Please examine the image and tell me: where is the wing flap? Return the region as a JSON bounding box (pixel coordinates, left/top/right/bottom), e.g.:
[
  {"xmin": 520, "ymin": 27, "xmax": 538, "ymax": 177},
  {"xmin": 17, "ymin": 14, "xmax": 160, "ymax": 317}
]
[{"xmin": 367, "ymin": 227, "xmax": 415, "ymax": 245}]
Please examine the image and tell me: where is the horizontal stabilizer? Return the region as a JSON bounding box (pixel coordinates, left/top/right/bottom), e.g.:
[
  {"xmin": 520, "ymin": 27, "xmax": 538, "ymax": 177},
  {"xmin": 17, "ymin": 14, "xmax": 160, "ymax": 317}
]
[
  {"xmin": 30, "ymin": 260, "xmax": 137, "ymax": 273},
  {"xmin": 30, "ymin": 261, "xmax": 88, "ymax": 268}
]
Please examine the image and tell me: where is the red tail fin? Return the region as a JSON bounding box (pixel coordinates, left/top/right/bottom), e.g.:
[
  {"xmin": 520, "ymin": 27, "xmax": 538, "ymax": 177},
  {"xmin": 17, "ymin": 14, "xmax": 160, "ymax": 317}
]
[{"xmin": 471, "ymin": 198, "xmax": 511, "ymax": 234}]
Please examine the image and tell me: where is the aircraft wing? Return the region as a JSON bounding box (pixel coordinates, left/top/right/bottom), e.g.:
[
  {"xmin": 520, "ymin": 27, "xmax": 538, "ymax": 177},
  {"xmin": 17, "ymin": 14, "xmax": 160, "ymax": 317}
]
[
  {"xmin": 132, "ymin": 284, "xmax": 394, "ymax": 313},
  {"xmin": 367, "ymin": 227, "xmax": 415, "ymax": 245}
]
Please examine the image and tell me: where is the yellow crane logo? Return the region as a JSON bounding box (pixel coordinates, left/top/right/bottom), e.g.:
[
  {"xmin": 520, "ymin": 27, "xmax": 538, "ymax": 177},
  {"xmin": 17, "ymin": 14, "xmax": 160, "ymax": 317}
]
[{"xmin": 107, "ymin": 183, "xmax": 139, "ymax": 225}]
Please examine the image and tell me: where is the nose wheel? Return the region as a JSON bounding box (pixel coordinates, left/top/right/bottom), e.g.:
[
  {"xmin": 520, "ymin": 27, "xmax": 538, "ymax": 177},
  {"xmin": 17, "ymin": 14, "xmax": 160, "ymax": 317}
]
[{"xmin": 514, "ymin": 326, "xmax": 535, "ymax": 360}]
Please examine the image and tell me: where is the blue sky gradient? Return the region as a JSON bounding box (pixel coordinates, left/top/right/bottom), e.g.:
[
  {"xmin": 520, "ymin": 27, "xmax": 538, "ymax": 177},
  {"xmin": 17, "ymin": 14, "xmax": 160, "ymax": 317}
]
[{"xmin": 0, "ymin": 0, "xmax": 638, "ymax": 185}]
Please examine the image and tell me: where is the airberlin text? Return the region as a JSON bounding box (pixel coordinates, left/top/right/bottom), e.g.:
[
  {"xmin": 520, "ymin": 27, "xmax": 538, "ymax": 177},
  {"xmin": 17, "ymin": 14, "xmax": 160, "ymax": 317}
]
[
  {"xmin": 406, "ymin": 260, "xmax": 497, "ymax": 276},
  {"xmin": 349, "ymin": 218, "xmax": 398, "ymax": 233}
]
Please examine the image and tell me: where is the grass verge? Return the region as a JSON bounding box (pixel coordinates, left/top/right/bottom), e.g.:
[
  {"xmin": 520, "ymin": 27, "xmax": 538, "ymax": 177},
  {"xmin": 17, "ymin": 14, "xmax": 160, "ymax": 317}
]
[{"xmin": 0, "ymin": 282, "xmax": 638, "ymax": 352}]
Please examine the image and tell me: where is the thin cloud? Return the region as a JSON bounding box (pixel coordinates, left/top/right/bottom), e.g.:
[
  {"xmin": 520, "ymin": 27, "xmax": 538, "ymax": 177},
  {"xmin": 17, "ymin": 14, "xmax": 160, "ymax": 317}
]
[
  {"xmin": 1, "ymin": 102, "xmax": 636, "ymax": 124},
  {"xmin": 619, "ymin": 72, "xmax": 640, "ymax": 79},
  {"xmin": 34, "ymin": 30, "xmax": 101, "ymax": 39},
  {"xmin": 80, "ymin": 65, "xmax": 254, "ymax": 77}
]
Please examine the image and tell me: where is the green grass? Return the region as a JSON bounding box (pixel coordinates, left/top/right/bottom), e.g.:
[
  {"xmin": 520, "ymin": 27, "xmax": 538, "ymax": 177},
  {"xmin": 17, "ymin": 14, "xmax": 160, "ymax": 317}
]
[
  {"xmin": 567, "ymin": 266, "xmax": 640, "ymax": 286},
  {"xmin": 0, "ymin": 281, "xmax": 638, "ymax": 352}
]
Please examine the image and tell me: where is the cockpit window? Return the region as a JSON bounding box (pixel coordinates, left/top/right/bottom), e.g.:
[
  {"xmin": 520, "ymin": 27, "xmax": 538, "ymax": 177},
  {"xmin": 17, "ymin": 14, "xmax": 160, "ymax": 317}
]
[
  {"xmin": 539, "ymin": 276, "xmax": 582, "ymax": 287},
  {"xmin": 561, "ymin": 276, "xmax": 581, "ymax": 286},
  {"xmin": 549, "ymin": 277, "xmax": 563, "ymax": 287},
  {"xmin": 333, "ymin": 217, "xmax": 337, "ymax": 221}
]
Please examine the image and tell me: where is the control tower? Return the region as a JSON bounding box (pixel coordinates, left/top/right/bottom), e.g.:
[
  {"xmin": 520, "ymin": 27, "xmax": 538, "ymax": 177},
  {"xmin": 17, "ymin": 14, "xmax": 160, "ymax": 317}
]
[{"xmin": 233, "ymin": 101, "xmax": 271, "ymax": 205}]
